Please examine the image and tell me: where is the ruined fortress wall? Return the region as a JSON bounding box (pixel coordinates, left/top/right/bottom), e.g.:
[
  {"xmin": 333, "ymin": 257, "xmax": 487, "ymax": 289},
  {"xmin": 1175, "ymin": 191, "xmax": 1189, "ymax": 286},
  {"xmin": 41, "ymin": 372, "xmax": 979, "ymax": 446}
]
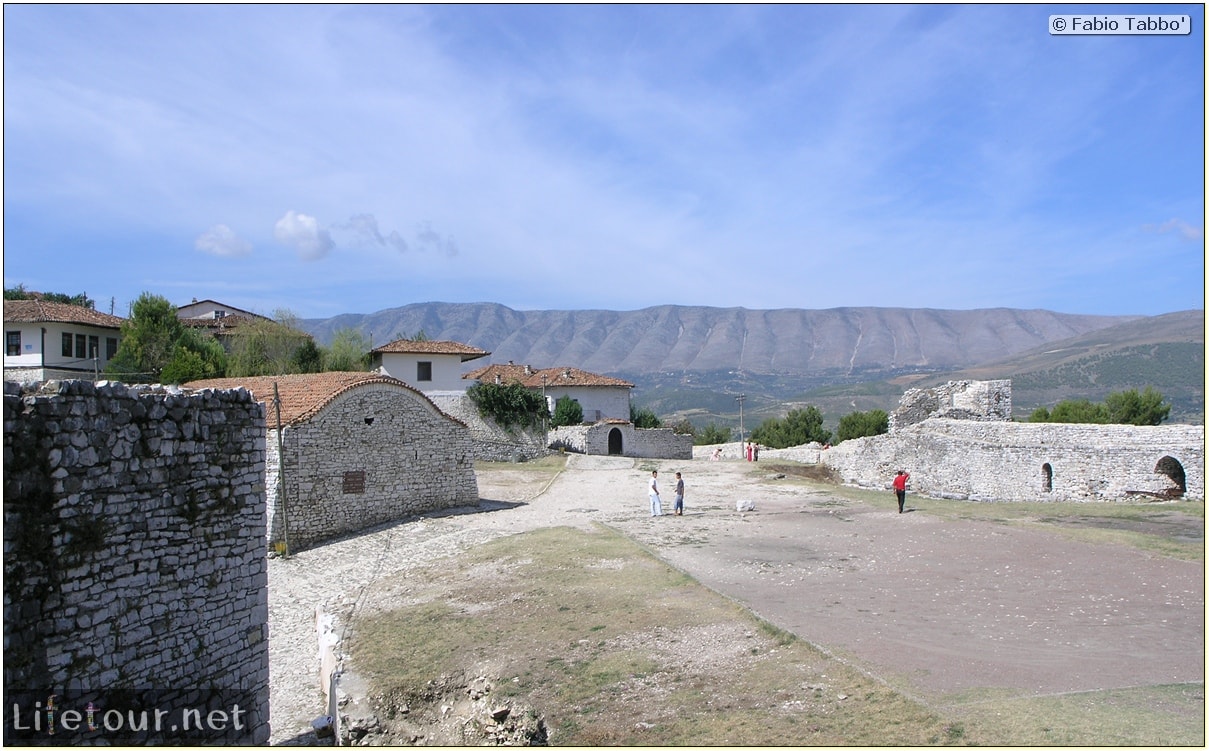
[
  {"xmin": 270, "ymin": 384, "xmax": 479, "ymax": 551},
  {"xmin": 891, "ymin": 379, "xmax": 1012, "ymax": 430},
  {"xmin": 548, "ymin": 423, "xmax": 693, "ymax": 459},
  {"xmin": 3, "ymin": 380, "xmax": 270, "ymax": 743},
  {"xmin": 424, "ymin": 391, "xmax": 549, "ymax": 462},
  {"xmin": 822, "ymin": 418, "xmax": 1205, "ymax": 502}
]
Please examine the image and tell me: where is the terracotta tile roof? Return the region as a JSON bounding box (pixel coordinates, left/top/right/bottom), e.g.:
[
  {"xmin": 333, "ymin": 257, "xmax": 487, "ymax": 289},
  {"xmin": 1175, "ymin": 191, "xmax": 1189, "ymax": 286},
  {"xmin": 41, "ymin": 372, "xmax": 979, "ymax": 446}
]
[
  {"xmin": 463, "ymin": 363, "xmax": 634, "ymax": 389},
  {"xmin": 179, "ymin": 315, "xmax": 263, "ymax": 332},
  {"xmin": 184, "ymin": 371, "xmax": 459, "ymax": 426},
  {"xmin": 4, "ymin": 300, "xmax": 125, "ymax": 329},
  {"xmin": 370, "ymin": 339, "xmax": 490, "ymax": 360}
]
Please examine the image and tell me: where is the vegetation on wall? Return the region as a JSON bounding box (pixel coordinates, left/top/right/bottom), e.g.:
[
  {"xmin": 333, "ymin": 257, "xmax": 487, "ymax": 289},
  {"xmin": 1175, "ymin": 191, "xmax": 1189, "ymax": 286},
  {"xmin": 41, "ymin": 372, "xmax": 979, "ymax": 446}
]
[
  {"xmin": 630, "ymin": 405, "xmax": 662, "ymax": 429},
  {"xmin": 468, "ymin": 382, "xmax": 548, "ymax": 429},
  {"xmin": 1028, "ymin": 387, "xmax": 1171, "ymax": 425},
  {"xmin": 551, "ymin": 395, "xmax": 584, "ymax": 428}
]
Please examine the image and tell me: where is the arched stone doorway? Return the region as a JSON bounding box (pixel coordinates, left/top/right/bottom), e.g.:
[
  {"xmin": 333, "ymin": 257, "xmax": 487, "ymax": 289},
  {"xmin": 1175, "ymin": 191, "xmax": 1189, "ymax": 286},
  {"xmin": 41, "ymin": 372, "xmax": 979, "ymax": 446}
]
[
  {"xmin": 607, "ymin": 428, "xmax": 623, "ymax": 456},
  {"xmin": 1155, "ymin": 455, "xmax": 1187, "ymax": 497}
]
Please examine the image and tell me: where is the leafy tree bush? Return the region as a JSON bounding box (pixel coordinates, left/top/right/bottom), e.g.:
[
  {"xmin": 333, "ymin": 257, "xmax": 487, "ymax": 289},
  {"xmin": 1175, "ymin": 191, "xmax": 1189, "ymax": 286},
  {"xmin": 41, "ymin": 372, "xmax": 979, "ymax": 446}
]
[
  {"xmin": 1028, "ymin": 388, "xmax": 1170, "ymax": 425},
  {"xmin": 291, "ymin": 338, "xmax": 324, "ymax": 373},
  {"xmin": 468, "ymin": 382, "xmax": 549, "ymax": 429},
  {"xmin": 631, "ymin": 405, "xmax": 662, "ymax": 429},
  {"xmin": 695, "ymin": 423, "xmax": 732, "ymax": 445},
  {"xmin": 324, "ymin": 327, "xmax": 372, "ymax": 371},
  {"xmin": 551, "ymin": 395, "xmax": 584, "ymax": 427},
  {"xmin": 5, "ymin": 284, "xmax": 95, "ymax": 309},
  {"xmin": 226, "ymin": 313, "xmax": 314, "ymax": 377},
  {"xmin": 750, "ymin": 406, "xmax": 831, "ymax": 449},
  {"xmin": 1105, "ymin": 387, "xmax": 1171, "ymax": 425},
  {"xmin": 106, "ymin": 292, "xmax": 226, "ymax": 383},
  {"xmin": 670, "ymin": 418, "xmax": 696, "ymax": 437},
  {"xmin": 835, "ymin": 409, "xmax": 889, "ymax": 443}
]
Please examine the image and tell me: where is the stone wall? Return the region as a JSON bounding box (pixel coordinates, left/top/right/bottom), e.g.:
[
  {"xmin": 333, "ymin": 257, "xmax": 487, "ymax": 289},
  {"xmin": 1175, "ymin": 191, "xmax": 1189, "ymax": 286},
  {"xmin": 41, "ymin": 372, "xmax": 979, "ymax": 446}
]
[
  {"xmin": 891, "ymin": 379, "xmax": 1012, "ymax": 430},
  {"xmin": 267, "ymin": 382, "xmax": 479, "ymax": 551},
  {"xmin": 548, "ymin": 423, "xmax": 693, "ymax": 460},
  {"xmin": 424, "ymin": 391, "xmax": 549, "ymax": 462},
  {"xmin": 3, "ymin": 380, "xmax": 270, "ymax": 743},
  {"xmin": 821, "ymin": 418, "xmax": 1204, "ymax": 502}
]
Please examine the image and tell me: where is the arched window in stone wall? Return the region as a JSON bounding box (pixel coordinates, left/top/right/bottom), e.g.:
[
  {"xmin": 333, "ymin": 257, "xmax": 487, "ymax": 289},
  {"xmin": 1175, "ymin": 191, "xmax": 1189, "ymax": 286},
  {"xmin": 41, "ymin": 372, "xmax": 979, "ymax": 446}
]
[
  {"xmin": 608, "ymin": 427, "xmax": 623, "ymax": 456},
  {"xmin": 1154, "ymin": 455, "xmax": 1186, "ymax": 497},
  {"xmin": 1041, "ymin": 463, "xmax": 1053, "ymax": 492}
]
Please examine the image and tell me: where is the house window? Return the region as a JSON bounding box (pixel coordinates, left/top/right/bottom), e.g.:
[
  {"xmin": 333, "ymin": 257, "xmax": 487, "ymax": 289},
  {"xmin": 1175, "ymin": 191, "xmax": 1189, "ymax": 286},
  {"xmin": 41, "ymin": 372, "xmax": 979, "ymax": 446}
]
[
  {"xmin": 88, "ymin": 335, "xmax": 99, "ymax": 359},
  {"xmin": 62, "ymin": 332, "xmax": 73, "ymax": 357},
  {"xmin": 74, "ymin": 334, "xmax": 87, "ymax": 359},
  {"xmin": 106, "ymin": 337, "xmax": 118, "ymax": 360},
  {"xmin": 417, "ymin": 361, "xmax": 433, "ymax": 382},
  {"xmin": 6, "ymin": 331, "xmax": 20, "ymax": 357}
]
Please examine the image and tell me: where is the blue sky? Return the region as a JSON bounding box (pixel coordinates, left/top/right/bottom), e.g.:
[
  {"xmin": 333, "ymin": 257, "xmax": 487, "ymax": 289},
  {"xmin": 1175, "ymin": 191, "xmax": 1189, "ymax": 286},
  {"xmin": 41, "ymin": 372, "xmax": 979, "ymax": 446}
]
[{"xmin": 4, "ymin": 4, "xmax": 1204, "ymax": 320}]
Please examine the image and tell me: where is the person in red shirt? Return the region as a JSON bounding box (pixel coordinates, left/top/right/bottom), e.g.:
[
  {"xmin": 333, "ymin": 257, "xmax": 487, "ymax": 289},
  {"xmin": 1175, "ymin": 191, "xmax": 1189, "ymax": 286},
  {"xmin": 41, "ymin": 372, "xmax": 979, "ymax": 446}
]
[{"xmin": 892, "ymin": 470, "xmax": 910, "ymax": 514}]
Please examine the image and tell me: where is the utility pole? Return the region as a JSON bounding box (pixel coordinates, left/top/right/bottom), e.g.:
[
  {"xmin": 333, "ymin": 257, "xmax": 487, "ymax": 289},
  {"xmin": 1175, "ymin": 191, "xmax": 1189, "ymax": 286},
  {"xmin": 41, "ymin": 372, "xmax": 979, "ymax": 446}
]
[{"xmin": 735, "ymin": 393, "xmax": 746, "ymax": 445}]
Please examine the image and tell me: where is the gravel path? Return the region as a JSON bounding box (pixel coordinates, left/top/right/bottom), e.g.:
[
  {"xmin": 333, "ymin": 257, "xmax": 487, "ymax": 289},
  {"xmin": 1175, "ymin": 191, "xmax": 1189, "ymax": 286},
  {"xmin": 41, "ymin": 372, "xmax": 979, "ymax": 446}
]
[{"xmin": 267, "ymin": 455, "xmax": 1204, "ymax": 744}]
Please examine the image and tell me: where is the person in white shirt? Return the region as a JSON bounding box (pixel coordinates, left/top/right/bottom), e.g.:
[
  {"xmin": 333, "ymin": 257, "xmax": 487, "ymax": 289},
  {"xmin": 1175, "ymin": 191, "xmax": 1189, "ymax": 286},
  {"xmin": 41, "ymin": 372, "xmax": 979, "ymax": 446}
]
[{"xmin": 648, "ymin": 470, "xmax": 663, "ymax": 516}]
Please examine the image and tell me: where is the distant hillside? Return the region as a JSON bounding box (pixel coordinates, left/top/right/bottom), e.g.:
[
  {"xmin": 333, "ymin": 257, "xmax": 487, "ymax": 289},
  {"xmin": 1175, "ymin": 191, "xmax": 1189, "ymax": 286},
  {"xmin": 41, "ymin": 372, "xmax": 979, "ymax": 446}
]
[
  {"xmin": 300, "ymin": 303, "xmax": 1202, "ymax": 428},
  {"xmin": 303, "ymin": 303, "xmax": 1136, "ymax": 377}
]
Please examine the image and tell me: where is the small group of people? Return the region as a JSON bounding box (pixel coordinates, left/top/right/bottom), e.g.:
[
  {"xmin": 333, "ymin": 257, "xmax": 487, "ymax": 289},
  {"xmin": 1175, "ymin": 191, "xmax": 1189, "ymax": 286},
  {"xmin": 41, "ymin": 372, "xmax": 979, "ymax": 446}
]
[
  {"xmin": 647, "ymin": 469, "xmax": 684, "ymax": 516},
  {"xmin": 745, "ymin": 442, "xmax": 760, "ymax": 461}
]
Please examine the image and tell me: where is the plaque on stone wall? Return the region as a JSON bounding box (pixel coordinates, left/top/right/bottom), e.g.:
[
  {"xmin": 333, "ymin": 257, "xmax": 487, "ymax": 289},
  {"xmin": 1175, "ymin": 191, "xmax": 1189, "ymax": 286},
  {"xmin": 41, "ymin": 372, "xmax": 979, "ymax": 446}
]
[{"xmin": 342, "ymin": 470, "xmax": 366, "ymax": 494}]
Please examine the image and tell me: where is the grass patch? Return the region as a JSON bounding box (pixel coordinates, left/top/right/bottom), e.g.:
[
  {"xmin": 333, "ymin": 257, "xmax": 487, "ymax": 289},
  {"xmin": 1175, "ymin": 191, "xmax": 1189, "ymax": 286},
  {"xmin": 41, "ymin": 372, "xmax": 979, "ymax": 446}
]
[{"xmin": 350, "ymin": 525, "xmax": 959, "ymax": 745}]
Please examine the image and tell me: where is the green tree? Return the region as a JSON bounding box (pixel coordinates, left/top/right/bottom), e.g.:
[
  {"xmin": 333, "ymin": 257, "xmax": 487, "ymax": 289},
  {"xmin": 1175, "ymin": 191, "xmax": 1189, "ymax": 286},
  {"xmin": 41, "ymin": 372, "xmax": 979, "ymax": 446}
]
[
  {"xmin": 160, "ymin": 329, "xmax": 226, "ymax": 383},
  {"xmin": 106, "ymin": 292, "xmax": 226, "ymax": 383},
  {"xmin": 468, "ymin": 382, "xmax": 549, "ymax": 429},
  {"xmin": 291, "ymin": 338, "xmax": 324, "ymax": 374},
  {"xmin": 1030, "ymin": 399, "xmax": 1109, "ymax": 424},
  {"xmin": 835, "ymin": 409, "xmax": 889, "ymax": 444},
  {"xmin": 1104, "ymin": 387, "xmax": 1171, "ymax": 425},
  {"xmin": 552, "ymin": 395, "xmax": 585, "ymax": 427},
  {"xmin": 630, "ymin": 405, "xmax": 662, "ymax": 429},
  {"xmin": 4, "ymin": 285, "xmax": 95, "ymax": 309},
  {"xmin": 695, "ymin": 423, "xmax": 732, "ymax": 445},
  {"xmin": 750, "ymin": 406, "xmax": 831, "ymax": 449},
  {"xmin": 226, "ymin": 311, "xmax": 313, "ymax": 377},
  {"xmin": 670, "ymin": 418, "xmax": 696, "ymax": 437},
  {"xmin": 324, "ymin": 327, "xmax": 372, "ymax": 371}
]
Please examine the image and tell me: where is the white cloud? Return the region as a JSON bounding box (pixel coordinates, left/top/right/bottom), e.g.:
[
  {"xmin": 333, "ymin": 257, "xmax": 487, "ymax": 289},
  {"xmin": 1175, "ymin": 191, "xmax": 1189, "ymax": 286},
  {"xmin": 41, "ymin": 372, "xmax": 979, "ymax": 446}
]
[
  {"xmin": 195, "ymin": 224, "xmax": 253, "ymax": 257},
  {"xmin": 335, "ymin": 213, "xmax": 409, "ymax": 253},
  {"xmin": 274, "ymin": 210, "xmax": 335, "ymax": 261},
  {"xmin": 1144, "ymin": 218, "xmax": 1204, "ymax": 242}
]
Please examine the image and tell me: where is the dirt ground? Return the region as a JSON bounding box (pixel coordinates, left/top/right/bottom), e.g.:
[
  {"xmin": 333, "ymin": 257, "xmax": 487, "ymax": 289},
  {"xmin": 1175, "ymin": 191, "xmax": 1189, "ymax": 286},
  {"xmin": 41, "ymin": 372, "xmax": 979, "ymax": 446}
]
[
  {"xmin": 548, "ymin": 456, "xmax": 1204, "ymax": 703},
  {"xmin": 270, "ymin": 453, "xmax": 1204, "ymax": 744}
]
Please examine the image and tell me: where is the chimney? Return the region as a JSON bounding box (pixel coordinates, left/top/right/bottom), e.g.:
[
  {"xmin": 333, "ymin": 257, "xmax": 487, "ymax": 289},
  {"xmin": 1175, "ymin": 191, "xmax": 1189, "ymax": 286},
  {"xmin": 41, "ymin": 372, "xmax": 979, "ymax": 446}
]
[{"xmin": 524, "ymin": 364, "xmax": 532, "ymax": 375}]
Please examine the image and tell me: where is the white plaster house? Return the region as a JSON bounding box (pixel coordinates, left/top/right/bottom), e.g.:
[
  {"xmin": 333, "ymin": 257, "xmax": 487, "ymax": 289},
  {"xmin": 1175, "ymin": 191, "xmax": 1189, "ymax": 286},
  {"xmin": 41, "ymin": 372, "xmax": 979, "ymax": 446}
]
[
  {"xmin": 177, "ymin": 298, "xmax": 267, "ymax": 322},
  {"xmin": 370, "ymin": 339, "xmax": 490, "ymax": 392},
  {"xmin": 3, "ymin": 300, "xmax": 125, "ymax": 383},
  {"xmin": 463, "ymin": 362, "xmax": 634, "ymax": 422},
  {"xmin": 186, "ymin": 371, "xmax": 479, "ymax": 551}
]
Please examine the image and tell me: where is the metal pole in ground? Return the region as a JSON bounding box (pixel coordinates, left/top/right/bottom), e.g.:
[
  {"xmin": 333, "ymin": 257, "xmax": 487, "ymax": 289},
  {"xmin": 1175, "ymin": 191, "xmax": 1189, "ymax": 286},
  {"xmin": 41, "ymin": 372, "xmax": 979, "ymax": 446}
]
[{"xmin": 273, "ymin": 381, "xmax": 291, "ymax": 558}]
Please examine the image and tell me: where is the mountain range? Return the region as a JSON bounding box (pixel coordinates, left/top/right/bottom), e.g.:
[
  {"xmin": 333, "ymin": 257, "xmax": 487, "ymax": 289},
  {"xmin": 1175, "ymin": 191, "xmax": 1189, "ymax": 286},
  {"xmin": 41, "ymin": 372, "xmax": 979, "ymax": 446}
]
[{"xmin": 301, "ymin": 303, "xmax": 1204, "ymax": 425}]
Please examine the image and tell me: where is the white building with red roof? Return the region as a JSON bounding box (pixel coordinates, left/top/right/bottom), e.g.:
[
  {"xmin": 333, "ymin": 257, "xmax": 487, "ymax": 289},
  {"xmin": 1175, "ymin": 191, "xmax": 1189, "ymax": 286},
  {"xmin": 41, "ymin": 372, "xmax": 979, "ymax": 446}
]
[
  {"xmin": 3, "ymin": 300, "xmax": 125, "ymax": 383},
  {"xmin": 369, "ymin": 338, "xmax": 490, "ymax": 392},
  {"xmin": 463, "ymin": 362, "xmax": 635, "ymax": 423}
]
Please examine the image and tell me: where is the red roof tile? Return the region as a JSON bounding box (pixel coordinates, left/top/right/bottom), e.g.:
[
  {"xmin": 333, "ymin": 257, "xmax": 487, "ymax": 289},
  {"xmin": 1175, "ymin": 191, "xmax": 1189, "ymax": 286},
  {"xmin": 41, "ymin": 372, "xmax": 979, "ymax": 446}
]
[
  {"xmin": 4, "ymin": 300, "xmax": 125, "ymax": 329},
  {"xmin": 463, "ymin": 363, "xmax": 633, "ymax": 389},
  {"xmin": 370, "ymin": 339, "xmax": 489, "ymax": 360},
  {"xmin": 184, "ymin": 371, "xmax": 460, "ymax": 426}
]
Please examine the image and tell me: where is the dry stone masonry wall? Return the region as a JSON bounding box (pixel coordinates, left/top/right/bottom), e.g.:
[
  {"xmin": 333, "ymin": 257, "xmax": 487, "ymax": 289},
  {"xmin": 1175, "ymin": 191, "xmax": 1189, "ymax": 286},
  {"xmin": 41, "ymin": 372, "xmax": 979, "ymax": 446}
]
[
  {"xmin": 3, "ymin": 380, "xmax": 270, "ymax": 744},
  {"xmin": 264, "ymin": 383, "xmax": 479, "ymax": 551},
  {"xmin": 548, "ymin": 423, "xmax": 693, "ymax": 459},
  {"xmin": 823, "ymin": 380, "xmax": 1203, "ymax": 503},
  {"xmin": 424, "ymin": 391, "xmax": 549, "ymax": 462}
]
